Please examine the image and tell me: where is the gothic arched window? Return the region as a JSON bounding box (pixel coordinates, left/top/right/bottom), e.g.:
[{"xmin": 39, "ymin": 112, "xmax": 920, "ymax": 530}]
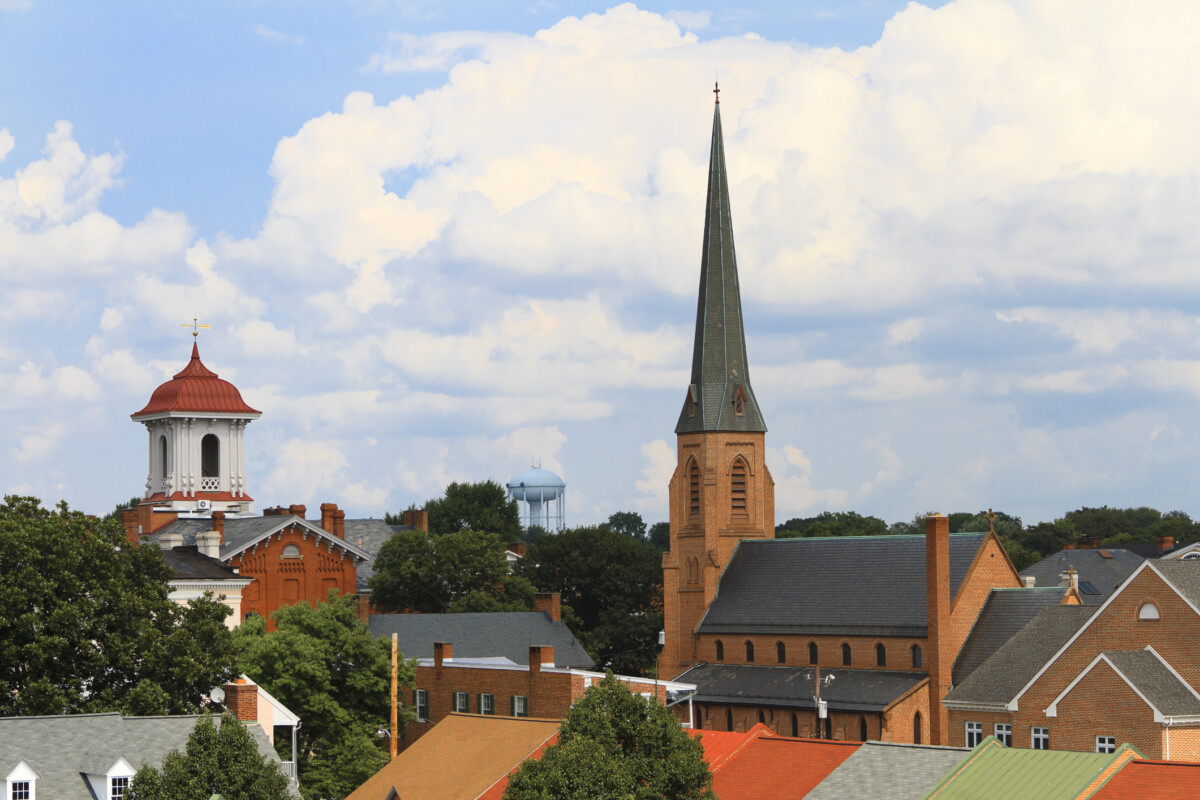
[
  {"xmin": 791, "ymin": 713, "xmax": 799, "ymax": 737},
  {"xmin": 777, "ymin": 641, "xmax": 786, "ymax": 663},
  {"xmin": 859, "ymin": 716, "xmax": 869, "ymax": 741},
  {"xmin": 842, "ymin": 643, "xmax": 852, "ymax": 666},
  {"xmin": 726, "ymin": 708, "xmax": 734, "ymax": 732},
  {"xmin": 689, "ymin": 460, "xmax": 700, "ymax": 516},
  {"xmin": 876, "ymin": 643, "xmax": 886, "ymax": 667},
  {"xmin": 914, "ymin": 711, "xmax": 923, "ymax": 744},
  {"xmin": 745, "ymin": 641, "xmax": 755, "ymax": 662},
  {"xmin": 911, "ymin": 644, "xmax": 923, "ymax": 668},
  {"xmin": 715, "ymin": 640, "xmax": 724, "ymax": 662},
  {"xmin": 731, "ymin": 459, "xmax": 747, "ymax": 517},
  {"xmin": 808, "ymin": 642, "xmax": 818, "ymax": 665}
]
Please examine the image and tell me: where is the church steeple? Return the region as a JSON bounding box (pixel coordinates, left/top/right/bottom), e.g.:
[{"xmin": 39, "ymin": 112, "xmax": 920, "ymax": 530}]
[{"xmin": 676, "ymin": 88, "xmax": 766, "ymax": 435}]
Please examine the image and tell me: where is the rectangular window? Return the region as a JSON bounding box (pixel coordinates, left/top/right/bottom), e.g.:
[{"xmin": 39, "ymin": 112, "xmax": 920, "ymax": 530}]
[
  {"xmin": 1032, "ymin": 727, "xmax": 1050, "ymax": 750},
  {"xmin": 512, "ymin": 695, "xmax": 529, "ymax": 718},
  {"xmin": 994, "ymin": 723, "xmax": 1012, "ymax": 747},
  {"xmin": 11, "ymin": 782, "xmax": 30, "ymax": 800},
  {"xmin": 1096, "ymin": 736, "xmax": 1116, "ymax": 754},
  {"xmin": 111, "ymin": 777, "xmax": 130, "ymax": 800},
  {"xmin": 478, "ymin": 693, "xmax": 494, "ymax": 715},
  {"xmin": 453, "ymin": 691, "xmax": 469, "ymax": 713},
  {"xmin": 414, "ymin": 689, "xmax": 429, "ymax": 722},
  {"xmin": 965, "ymin": 721, "xmax": 983, "ymax": 748}
]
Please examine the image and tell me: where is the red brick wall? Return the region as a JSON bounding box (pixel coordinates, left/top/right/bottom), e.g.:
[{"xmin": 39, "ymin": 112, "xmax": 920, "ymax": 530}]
[
  {"xmin": 1053, "ymin": 660, "xmax": 1165, "ymax": 758},
  {"xmin": 882, "ymin": 681, "xmax": 931, "ymax": 745},
  {"xmin": 229, "ymin": 522, "xmax": 359, "ymax": 629},
  {"xmin": 689, "ymin": 702, "xmax": 881, "ymax": 741},
  {"xmin": 695, "ymin": 633, "xmax": 928, "ymax": 673}
]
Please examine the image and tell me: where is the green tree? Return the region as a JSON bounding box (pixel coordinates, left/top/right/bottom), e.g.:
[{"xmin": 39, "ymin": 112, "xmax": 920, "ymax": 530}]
[
  {"xmin": 127, "ymin": 712, "xmax": 291, "ymax": 800},
  {"xmin": 776, "ymin": 511, "xmax": 889, "ymax": 538},
  {"xmin": 958, "ymin": 510, "xmax": 1023, "ymax": 537},
  {"xmin": 425, "ymin": 480, "xmax": 522, "ymax": 540},
  {"xmin": 234, "ymin": 591, "xmax": 404, "ymax": 800},
  {"xmin": 0, "ymin": 495, "xmax": 237, "ymax": 716},
  {"xmin": 607, "ymin": 511, "xmax": 647, "ymax": 539},
  {"xmin": 369, "ymin": 528, "xmax": 531, "ymax": 613},
  {"xmin": 517, "ymin": 526, "xmax": 662, "ymax": 675},
  {"xmin": 503, "ymin": 672, "xmax": 714, "ymax": 800},
  {"xmin": 648, "ymin": 521, "xmax": 670, "ymax": 551}
]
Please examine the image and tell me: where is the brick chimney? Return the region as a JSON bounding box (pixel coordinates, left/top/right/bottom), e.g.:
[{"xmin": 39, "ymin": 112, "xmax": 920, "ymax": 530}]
[
  {"xmin": 402, "ymin": 509, "xmax": 430, "ymax": 534},
  {"xmin": 534, "ymin": 592, "xmax": 561, "ymax": 622},
  {"xmin": 529, "ymin": 645, "xmax": 554, "ymax": 674},
  {"xmin": 333, "ymin": 509, "xmax": 345, "ymax": 539},
  {"xmin": 223, "ymin": 678, "xmax": 257, "ymax": 723},
  {"xmin": 1158, "ymin": 536, "xmax": 1175, "ymax": 553},
  {"xmin": 434, "ymin": 641, "xmax": 452, "ymax": 669},
  {"xmin": 925, "ymin": 513, "xmax": 951, "ymax": 746},
  {"xmin": 289, "ymin": 504, "xmax": 306, "ymax": 519},
  {"xmin": 211, "ymin": 511, "xmax": 225, "ymax": 545},
  {"xmin": 509, "ymin": 542, "xmax": 527, "ymax": 557},
  {"xmin": 321, "ymin": 503, "xmax": 338, "ymax": 534},
  {"xmin": 121, "ymin": 510, "xmax": 141, "ymax": 546}
]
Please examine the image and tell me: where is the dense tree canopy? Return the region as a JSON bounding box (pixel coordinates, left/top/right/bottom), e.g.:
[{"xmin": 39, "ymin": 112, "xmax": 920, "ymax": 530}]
[
  {"xmin": 648, "ymin": 521, "xmax": 670, "ymax": 550},
  {"xmin": 427, "ymin": 479, "xmax": 522, "ymax": 540},
  {"xmin": 234, "ymin": 591, "xmax": 405, "ymax": 800},
  {"xmin": 503, "ymin": 672, "xmax": 714, "ymax": 800},
  {"xmin": 368, "ymin": 527, "xmax": 534, "ymax": 613},
  {"xmin": 776, "ymin": 511, "xmax": 889, "ymax": 538},
  {"xmin": 517, "ymin": 526, "xmax": 662, "ymax": 675},
  {"xmin": 128, "ymin": 713, "xmax": 292, "ymax": 800},
  {"xmin": 607, "ymin": 511, "xmax": 647, "ymax": 539},
  {"xmin": 0, "ymin": 495, "xmax": 238, "ymax": 716}
]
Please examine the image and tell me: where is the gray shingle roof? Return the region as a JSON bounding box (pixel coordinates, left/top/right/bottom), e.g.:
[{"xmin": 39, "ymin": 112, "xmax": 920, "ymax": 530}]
[
  {"xmin": 674, "ymin": 100, "xmax": 766, "ymax": 435},
  {"xmin": 1019, "ymin": 548, "xmax": 1144, "ymax": 605},
  {"xmin": 674, "ymin": 663, "xmax": 926, "ymax": 712},
  {"xmin": 805, "ymin": 740, "xmax": 968, "ymax": 800},
  {"xmin": 149, "ymin": 515, "xmax": 371, "ymax": 563},
  {"xmin": 0, "ymin": 713, "xmax": 297, "ymax": 799},
  {"xmin": 367, "ymin": 612, "xmax": 593, "ymax": 668},
  {"xmin": 698, "ymin": 534, "xmax": 988, "ymax": 638},
  {"xmin": 952, "ymin": 587, "xmax": 1068, "ymax": 685},
  {"xmin": 1153, "ymin": 560, "xmax": 1200, "ymax": 607},
  {"xmin": 944, "ymin": 604, "xmax": 1097, "ymax": 708},
  {"xmin": 1099, "ymin": 650, "xmax": 1200, "ymax": 717},
  {"xmin": 343, "ymin": 518, "xmax": 400, "ymax": 592},
  {"xmin": 161, "ymin": 545, "xmax": 243, "ymax": 581}
]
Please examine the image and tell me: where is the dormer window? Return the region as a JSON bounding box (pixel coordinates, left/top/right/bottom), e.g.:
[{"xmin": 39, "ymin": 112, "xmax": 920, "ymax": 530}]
[
  {"xmin": 110, "ymin": 777, "xmax": 129, "ymax": 800},
  {"xmin": 685, "ymin": 386, "xmax": 697, "ymax": 418},
  {"xmin": 6, "ymin": 761, "xmax": 37, "ymax": 800},
  {"xmin": 733, "ymin": 385, "xmax": 745, "ymax": 416},
  {"xmin": 105, "ymin": 758, "xmax": 134, "ymax": 800}
]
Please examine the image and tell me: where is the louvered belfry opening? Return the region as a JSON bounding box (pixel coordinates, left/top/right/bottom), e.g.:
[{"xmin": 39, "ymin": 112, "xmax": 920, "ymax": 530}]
[
  {"xmin": 689, "ymin": 460, "xmax": 701, "ymax": 515},
  {"xmin": 731, "ymin": 460, "xmax": 747, "ymax": 516}
]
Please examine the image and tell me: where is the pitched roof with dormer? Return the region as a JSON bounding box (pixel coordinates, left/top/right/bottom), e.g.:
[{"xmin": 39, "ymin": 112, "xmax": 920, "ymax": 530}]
[
  {"xmin": 132, "ymin": 343, "xmax": 261, "ymax": 418},
  {"xmin": 148, "ymin": 514, "xmax": 372, "ymax": 565}
]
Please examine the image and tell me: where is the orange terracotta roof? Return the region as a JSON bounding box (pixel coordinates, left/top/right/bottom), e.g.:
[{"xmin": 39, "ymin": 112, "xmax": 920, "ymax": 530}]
[
  {"xmin": 345, "ymin": 714, "xmax": 561, "ymax": 800},
  {"xmin": 712, "ymin": 735, "xmax": 860, "ymax": 800},
  {"xmin": 131, "ymin": 344, "xmax": 260, "ymax": 418},
  {"xmin": 1091, "ymin": 758, "xmax": 1200, "ymax": 799},
  {"xmin": 690, "ymin": 723, "xmax": 776, "ymax": 770}
]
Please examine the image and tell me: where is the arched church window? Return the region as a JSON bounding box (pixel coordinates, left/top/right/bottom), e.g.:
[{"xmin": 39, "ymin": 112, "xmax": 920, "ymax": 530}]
[
  {"xmin": 808, "ymin": 642, "xmax": 818, "ymax": 665},
  {"xmin": 689, "ymin": 460, "xmax": 700, "ymax": 516},
  {"xmin": 777, "ymin": 641, "xmax": 786, "ymax": 663},
  {"xmin": 745, "ymin": 641, "xmax": 754, "ymax": 662},
  {"xmin": 912, "ymin": 644, "xmax": 923, "ymax": 668},
  {"xmin": 726, "ymin": 708, "xmax": 734, "ymax": 732},
  {"xmin": 791, "ymin": 713, "xmax": 799, "ymax": 737},
  {"xmin": 859, "ymin": 716, "xmax": 868, "ymax": 741},
  {"xmin": 876, "ymin": 643, "xmax": 886, "ymax": 667},
  {"xmin": 842, "ymin": 643, "xmax": 852, "ymax": 666},
  {"xmin": 731, "ymin": 460, "xmax": 747, "ymax": 516},
  {"xmin": 715, "ymin": 640, "xmax": 724, "ymax": 661},
  {"xmin": 201, "ymin": 434, "xmax": 220, "ymax": 479},
  {"xmin": 914, "ymin": 711, "xmax": 922, "ymax": 744}
]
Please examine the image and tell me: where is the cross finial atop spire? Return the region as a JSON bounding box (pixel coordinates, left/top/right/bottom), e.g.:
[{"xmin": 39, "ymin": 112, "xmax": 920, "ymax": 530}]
[
  {"xmin": 182, "ymin": 317, "xmax": 211, "ymax": 339},
  {"xmin": 986, "ymin": 508, "xmax": 997, "ymax": 535},
  {"xmin": 713, "ymin": 81, "xmax": 720, "ymax": 104}
]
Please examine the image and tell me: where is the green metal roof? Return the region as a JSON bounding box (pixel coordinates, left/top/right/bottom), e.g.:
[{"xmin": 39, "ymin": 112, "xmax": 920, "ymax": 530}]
[
  {"xmin": 675, "ymin": 96, "xmax": 766, "ymax": 435},
  {"xmin": 923, "ymin": 738, "xmax": 1139, "ymax": 800}
]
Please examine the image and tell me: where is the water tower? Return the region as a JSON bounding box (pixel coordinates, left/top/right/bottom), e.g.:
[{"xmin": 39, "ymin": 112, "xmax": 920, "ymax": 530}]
[{"xmin": 507, "ymin": 466, "xmax": 565, "ymax": 532}]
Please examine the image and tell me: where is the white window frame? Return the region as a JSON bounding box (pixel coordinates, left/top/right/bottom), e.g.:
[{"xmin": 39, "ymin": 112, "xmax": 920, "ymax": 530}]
[
  {"xmin": 414, "ymin": 689, "xmax": 429, "ymax": 722},
  {"xmin": 512, "ymin": 695, "xmax": 529, "ymax": 718},
  {"xmin": 109, "ymin": 776, "xmax": 130, "ymax": 800},
  {"xmin": 452, "ymin": 691, "xmax": 469, "ymax": 713},
  {"xmin": 478, "ymin": 693, "xmax": 494, "ymax": 715},
  {"xmin": 1096, "ymin": 735, "xmax": 1116, "ymax": 754},
  {"xmin": 994, "ymin": 723, "xmax": 1012, "ymax": 747},
  {"xmin": 965, "ymin": 721, "xmax": 983, "ymax": 748},
  {"xmin": 6, "ymin": 762, "xmax": 38, "ymax": 800},
  {"xmin": 1032, "ymin": 727, "xmax": 1050, "ymax": 750}
]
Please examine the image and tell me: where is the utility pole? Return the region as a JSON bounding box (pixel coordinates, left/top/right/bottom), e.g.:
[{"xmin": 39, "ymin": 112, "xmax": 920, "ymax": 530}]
[{"xmin": 390, "ymin": 632, "xmax": 399, "ymax": 759}]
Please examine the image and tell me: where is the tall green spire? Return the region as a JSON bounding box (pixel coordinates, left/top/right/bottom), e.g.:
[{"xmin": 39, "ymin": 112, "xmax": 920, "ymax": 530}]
[{"xmin": 676, "ymin": 89, "xmax": 767, "ymax": 434}]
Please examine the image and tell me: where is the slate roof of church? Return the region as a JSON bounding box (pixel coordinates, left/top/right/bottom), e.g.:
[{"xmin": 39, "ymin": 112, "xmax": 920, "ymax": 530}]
[
  {"xmin": 675, "ymin": 94, "xmax": 766, "ymax": 435},
  {"xmin": 1020, "ymin": 548, "xmax": 1144, "ymax": 605},
  {"xmin": 367, "ymin": 612, "xmax": 594, "ymax": 668},
  {"xmin": 0, "ymin": 713, "xmax": 297, "ymax": 799},
  {"xmin": 698, "ymin": 534, "xmax": 988, "ymax": 638},
  {"xmin": 805, "ymin": 741, "xmax": 969, "ymax": 800},
  {"xmin": 1094, "ymin": 650, "xmax": 1200, "ymax": 716},
  {"xmin": 675, "ymin": 664, "xmax": 927, "ymax": 712},
  {"xmin": 944, "ymin": 604, "xmax": 1097, "ymax": 707},
  {"xmin": 344, "ymin": 518, "xmax": 401, "ymax": 591},
  {"xmin": 952, "ymin": 587, "xmax": 1069, "ymax": 685}
]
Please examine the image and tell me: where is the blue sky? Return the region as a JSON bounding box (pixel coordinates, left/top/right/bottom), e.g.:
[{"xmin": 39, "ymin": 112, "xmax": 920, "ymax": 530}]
[{"xmin": 3, "ymin": 0, "xmax": 1199, "ymax": 528}]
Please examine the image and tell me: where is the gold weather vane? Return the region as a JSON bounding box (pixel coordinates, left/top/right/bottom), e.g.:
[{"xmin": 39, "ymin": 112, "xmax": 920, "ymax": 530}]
[{"xmin": 182, "ymin": 317, "xmax": 211, "ymax": 339}]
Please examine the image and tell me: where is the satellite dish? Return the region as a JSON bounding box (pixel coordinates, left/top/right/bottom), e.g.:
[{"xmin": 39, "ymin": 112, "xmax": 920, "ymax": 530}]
[{"xmin": 210, "ymin": 686, "xmax": 226, "ymax": 704}]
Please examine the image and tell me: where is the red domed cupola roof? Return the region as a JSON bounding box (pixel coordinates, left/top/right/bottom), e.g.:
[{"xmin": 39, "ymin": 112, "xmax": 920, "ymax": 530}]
[{"xmin": 131, "ymin": 343, "xmax": 261, "ymax": 419}]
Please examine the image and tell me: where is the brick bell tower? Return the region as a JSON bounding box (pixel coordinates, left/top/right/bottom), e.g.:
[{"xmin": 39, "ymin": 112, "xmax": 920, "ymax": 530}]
[{"xmin": 661, "ymin": 86, "xmax": 775, "ymax": 679}]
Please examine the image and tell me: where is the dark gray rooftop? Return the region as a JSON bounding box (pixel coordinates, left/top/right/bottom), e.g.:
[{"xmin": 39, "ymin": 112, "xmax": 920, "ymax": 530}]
[
  {"xmin": 1153, "ymin": 560, "xmax": 1200, "ymax": 607},
  {"xmin": 1019, "ymin": 548, "xmax": 1144, "ymax": 605},
  {"xmin": 675, "ymin": 99, "xmax": 766, "ymax": 435},
  {"xmin": 368, "ymin": 612, "xmax": 593, "ymax": 668},
  {"xmin": 945, "ymin": 604, "xmax": 1097, "ymax": 708},
  {"xmin": 698, "ymin": 534, "xmax": 988, "ymax": 638},
  {"xmin": 150, "ymin": 515, "xmax": 372, "ymax": 564},
  {"xmin": 805, "ymin": 740, "xmax": 968, "ymax": 800},
  {"xmin": 675, "ymin": 663, "xmax": 926, "ymax": 712},
  {"xmin": 343, "ymin": 518, "xmax": 400, "ymax": 592},
  {"xmin": 161, "ymin": 545, "xmax": 243, "ymax": 581},
  {"xmin": 0, "ymin": 713, "xmax": 297, "ymax": 799},
  {"xmin": 1100, "ymin": 650, "xmax": 1200, "ymax": 716},
  {"xmin": 953, "ymin": 587, "xmax": 1068, "ymax": 685}
]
